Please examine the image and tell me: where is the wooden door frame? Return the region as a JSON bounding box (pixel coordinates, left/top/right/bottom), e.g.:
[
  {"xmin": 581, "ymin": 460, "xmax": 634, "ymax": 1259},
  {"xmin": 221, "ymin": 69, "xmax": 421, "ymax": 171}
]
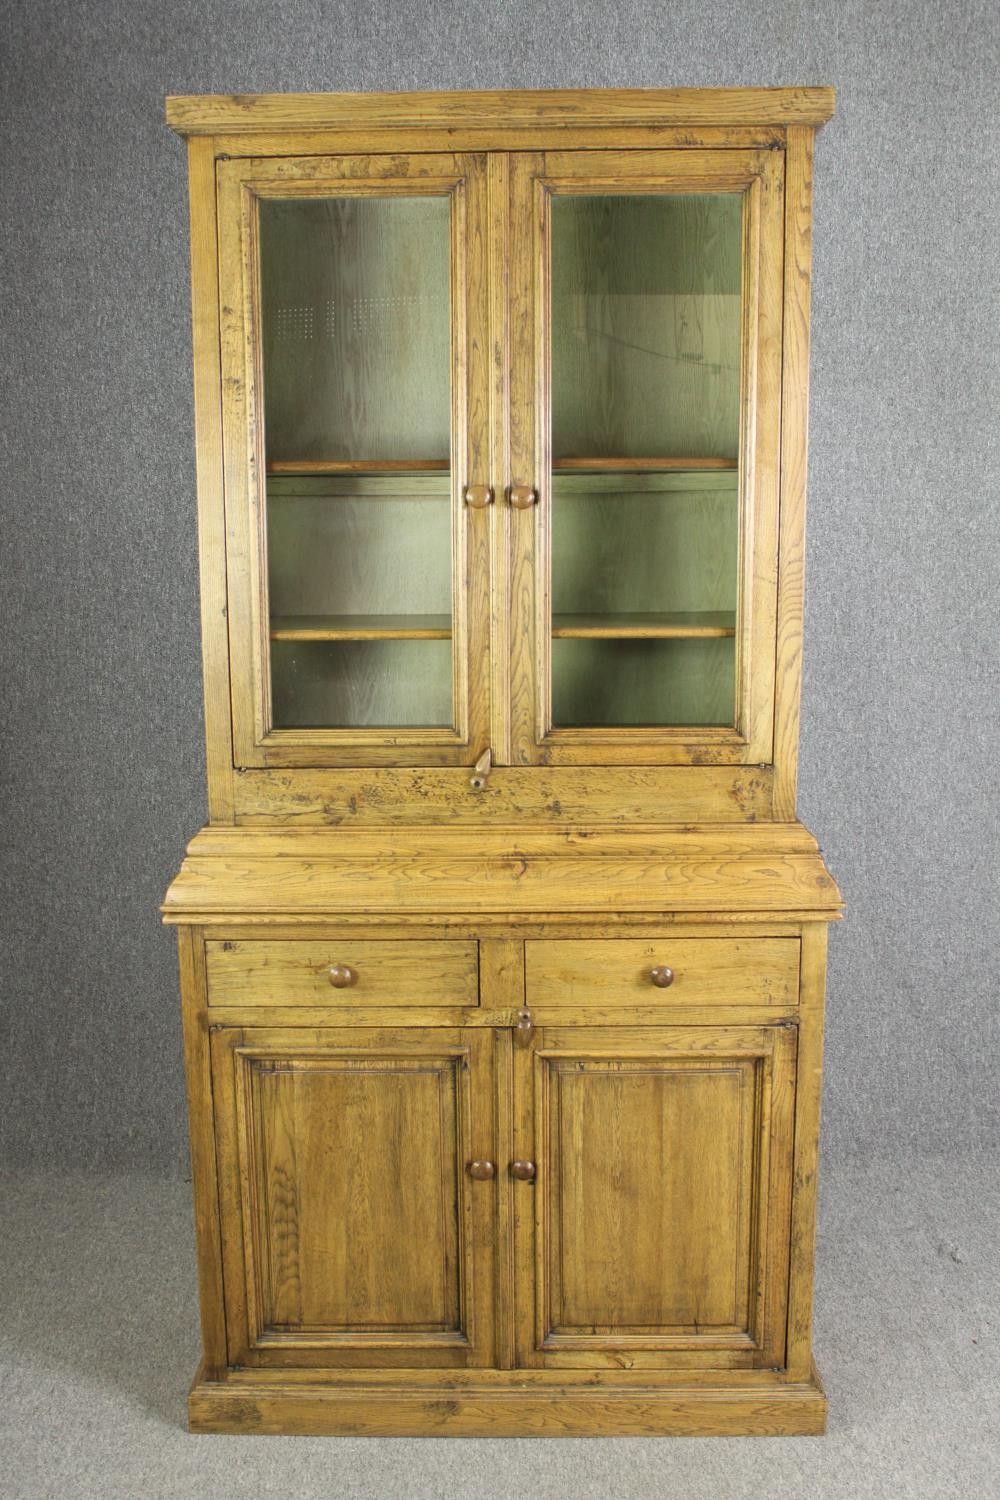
[
  {"xmin": 506, "ymin": 148, "xmax": 785, "ymax": 766},
  {"xmin": 216, "ymin": 151, "xmax": 492, "ymax": 769}
]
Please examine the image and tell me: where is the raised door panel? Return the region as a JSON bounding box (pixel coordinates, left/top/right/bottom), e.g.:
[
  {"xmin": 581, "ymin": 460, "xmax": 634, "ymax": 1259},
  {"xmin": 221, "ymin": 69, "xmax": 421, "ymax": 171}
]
[
  {"xmin": 216, "ymin": 152, "xmax": 492, "ymax": 767},
  {"xmin": 211, "ymin": 1027, "xmax": 495, "ymax": 1367},
  {"xmin": 508, "ymin": 148, "xmax": 784, "ymax": 766},
  {"xmin": 513, "ymin": 1025, "xmax": 795, "ymax": 1369}
]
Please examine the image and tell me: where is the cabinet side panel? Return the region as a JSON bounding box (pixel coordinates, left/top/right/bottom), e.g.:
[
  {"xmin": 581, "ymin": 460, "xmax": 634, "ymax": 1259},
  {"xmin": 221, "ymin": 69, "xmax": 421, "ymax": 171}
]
[
  {"xmin": 177, "ymin": 926, "xmax": 228, "ymax": 1373},
  {"xmin": 773, "ymin": 126, "xmax": 816, "ymax": 817},
  {"xmin": 186, "ymin": 138, "xmax": 235, "ymax": 819},
  {"xmin": 784, "ymin": 921, "xmax": 827, "ymax": 1378}
]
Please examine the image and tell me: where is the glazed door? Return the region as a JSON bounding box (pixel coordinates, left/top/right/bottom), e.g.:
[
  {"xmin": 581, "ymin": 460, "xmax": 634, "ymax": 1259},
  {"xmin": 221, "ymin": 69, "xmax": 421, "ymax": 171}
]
[
  {"xmin": 217, "ymin": 153, "xmax": 491, "ymax": 767},
  {"xmin": 211, "ymin": 1027, "xmax": 496, "ymax": 1368},
  {"xmin": 506, "ymin": 149, "xmax": 785, "ymax": 766},
  {"xmin": 512, "ymin": 1025, "xmax": 796, "ymax": 1370}
]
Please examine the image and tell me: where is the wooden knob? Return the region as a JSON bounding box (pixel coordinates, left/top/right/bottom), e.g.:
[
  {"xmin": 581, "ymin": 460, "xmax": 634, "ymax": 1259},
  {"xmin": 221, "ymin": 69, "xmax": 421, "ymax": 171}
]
[
  {"xmin": 509, "ymin": 485, "xmax": 537, "ymax": 509},
  {"xmin": 649, "ymin": 966, "xmax": 675, "ymax": 988},
  {"xmin": 464, "ymin": 484, "xmax": 493, "ymax": 509},
  {"xmin": 328, "ymin": 964, "xmax": 357, "ymax": 988},
  {"xmin": 467, "ymin": 1160, "xmax": 496, "ymax": 1181},
  {"xmin": 510, "ymin": 1160, "xmax": 536, "ymax": 1182}
]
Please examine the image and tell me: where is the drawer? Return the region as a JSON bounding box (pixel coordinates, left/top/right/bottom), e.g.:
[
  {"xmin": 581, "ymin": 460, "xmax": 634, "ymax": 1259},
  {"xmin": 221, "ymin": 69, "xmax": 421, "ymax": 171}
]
[
  {"xmin": 524, "ymin": 938, "xmax": 799, "ymax": 1007},
  {"xmin": 205, "ymin": 939, "xmax": 479, "ymax": 1007}
]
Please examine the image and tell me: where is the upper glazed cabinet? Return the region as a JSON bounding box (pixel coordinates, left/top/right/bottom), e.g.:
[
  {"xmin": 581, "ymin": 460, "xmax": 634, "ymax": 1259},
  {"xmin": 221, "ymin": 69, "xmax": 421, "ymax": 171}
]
[{"xmin": 219, "ymin": 144, "xmax": 785, "ymax": 769}]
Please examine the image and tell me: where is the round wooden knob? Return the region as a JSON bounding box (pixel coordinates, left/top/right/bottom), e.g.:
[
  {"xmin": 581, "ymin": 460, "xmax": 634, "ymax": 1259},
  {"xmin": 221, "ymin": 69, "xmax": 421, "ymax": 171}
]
[
  {"xmin": 328, "ymin": 964, "xmax": 357, "ymax": 988},
  {"xmin": 509, "ymin": 485, "xmax": 537, "ymax": 509},
  {"xmin": 467, "ymin": 1160, "xmax": 496, "ymax": 1181},
  {"xmin": 510, "ymin": 1159, "xmax": 536, "ymax": 1182},
  {"xmin": 464, "ymin": 484, "xmax": 493, "ymax": 509},
  {"xmin": 649, "ymin": 966, "xmax": 675, "ymax": 988}
]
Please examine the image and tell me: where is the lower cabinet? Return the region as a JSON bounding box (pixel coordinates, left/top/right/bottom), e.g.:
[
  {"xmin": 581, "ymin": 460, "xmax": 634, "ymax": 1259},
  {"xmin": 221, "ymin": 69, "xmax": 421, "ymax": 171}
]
[{"xmin": 210, "ymin": 1017, "xmax": 797, "ymax": 1376}]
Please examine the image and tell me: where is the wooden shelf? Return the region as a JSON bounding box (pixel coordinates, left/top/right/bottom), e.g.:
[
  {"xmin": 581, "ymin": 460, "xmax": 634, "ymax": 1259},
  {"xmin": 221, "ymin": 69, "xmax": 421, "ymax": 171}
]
[
  {"xmin": 270, "ymin": 614, "xmax": 452, "ymax": 641},
  {"xmin": 269, "ymin": 457, "xmax": 735, "ymax": 475},
  {"xmin": 552, "ymin": 612, "xmax": 736, "ymax": 639},
  {"xmin": 266, "ymin": 459, "xmax": 450, "ymax": 475},
  {"xmin": 266, "ymin": 458, "xmax": 735, "ymax": 480},
  {"xmin": 271, "ymin": 612, "xmax": 734, "ymax": 642},
  {"xmin": 552, "ymin": 457, "xmax": 737, "ymax": 472}
]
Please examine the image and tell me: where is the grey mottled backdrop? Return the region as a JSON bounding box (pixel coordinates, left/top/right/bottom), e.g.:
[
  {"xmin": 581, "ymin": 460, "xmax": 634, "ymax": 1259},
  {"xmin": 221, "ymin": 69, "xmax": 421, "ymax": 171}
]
[{"xmin": 1, "ymin": 1, "xmax": 997, "ymax": 1172}]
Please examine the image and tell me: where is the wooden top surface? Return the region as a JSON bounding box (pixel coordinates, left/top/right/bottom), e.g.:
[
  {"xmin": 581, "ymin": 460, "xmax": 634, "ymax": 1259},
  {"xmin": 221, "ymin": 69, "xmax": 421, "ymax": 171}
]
[
  {"xmin": 165, "ymin": 87, "xmax": 836, "ymax": 138},
  {"xmin": 162, "ymin": 823, "xmax": 843, "ymax": 921}
]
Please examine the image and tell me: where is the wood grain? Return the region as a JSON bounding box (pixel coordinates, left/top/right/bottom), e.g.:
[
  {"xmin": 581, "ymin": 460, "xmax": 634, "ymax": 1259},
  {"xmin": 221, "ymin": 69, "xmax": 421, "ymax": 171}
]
[
  {"xmin": 187, "ymin": 1366, "xmax": 827, "ymax": 1435},
  {"xmin": 162, "ymin": 825, "xmax": 843, "ymax": 920},
  {"xmin": 205, "ymin": 937, "xmax": 478, "ymax": 1007},
  {"xmin": 546, "ymin": 1057, "xmax": 752, "ymax": 1333},
  {"xmin": 525, "ymin": 936, "xmax": 799, "ymax": 1007},
  {"xmin": 506, "ymin": 148, "xmax": 784, "ymax": 763},
  {"xmin": 772, "ymin": 126, "xmax": 815, "ymax": 819},
  {"xmin": 218, "ymin": 152, "xmax": 491, "ymax": 765},
  {"xmin": 211, "ymin": 1026, "xmax": 496, "ymax": 1367},
  {"xmin": 736, "ymin": 151, "xmax": 785, "ymax": 764},
  {"xmin": 184, "ymin": 139, "xmax": 235, "ymax": 820},
  {"xmin": 269, "ymin": 615, "xmax": 452, "ymax": 641},
  {"xmin": 206, "ymin": 126, "xmax": 793, "ymax": 159},
  {"xmin": 232, "ymin": 764, "xmax": 776, "ymax": 823},
  {"xmin": 165, "ymin": 87, "xmax": 837, "ymax": 136},
  {"xmin": 267, "ymin": 458, "xmax": 450, "ymax": 474},
  {"xmin": 176, "ymin": 927, "xmax": 228, "ymax": 1374},
  {"xmin": 784, "ymin": 921, "xmax": 828, "ymax": 1379},
  {"xmin": 514, "ymin": 1024, "xmax": 796, "ymax": 1369},
  {"xmin": 167, "ymin": 86, "xmax": 838, "ymax": 1439}
]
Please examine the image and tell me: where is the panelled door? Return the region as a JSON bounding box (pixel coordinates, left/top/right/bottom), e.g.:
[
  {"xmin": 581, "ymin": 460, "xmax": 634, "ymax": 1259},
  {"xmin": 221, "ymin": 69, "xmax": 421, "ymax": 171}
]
[
  {"xmin": 511, "ymin": 1024, "xmax": 797, "ymax": 1370},
  {"xmin": 217, "ymin": 146, "xmax": 788, "ymax": 773},
  {"xmin": 210, "ymin": 1026, "xmax": 496, "ymax": 1368},
  {"xmin": 506, "ymin": 148, "xmax": 785, "ymax": 766}
]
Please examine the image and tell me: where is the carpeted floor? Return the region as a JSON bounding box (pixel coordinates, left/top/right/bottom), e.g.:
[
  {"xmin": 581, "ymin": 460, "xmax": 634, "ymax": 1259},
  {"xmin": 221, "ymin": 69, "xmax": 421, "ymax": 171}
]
[{"xmin": 1, "ymin": 1156, "xmax": 996, "ymax": 1498}]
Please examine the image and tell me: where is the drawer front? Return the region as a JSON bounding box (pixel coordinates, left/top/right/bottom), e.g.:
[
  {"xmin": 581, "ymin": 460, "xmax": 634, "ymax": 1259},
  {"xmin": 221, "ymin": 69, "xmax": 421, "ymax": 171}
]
[
  {"xmin": 524, "ymin": 938, "xmax": 799, "ymax": 1007},
  {"xmin": 205, "ymin": 939, "xmax": 479, "ymax": 1007}
]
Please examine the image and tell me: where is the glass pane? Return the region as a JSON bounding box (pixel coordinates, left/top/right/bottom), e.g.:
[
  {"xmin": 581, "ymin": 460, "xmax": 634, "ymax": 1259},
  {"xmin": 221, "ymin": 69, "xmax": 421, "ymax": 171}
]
[
  {"xmin": 260, "ymin": 197, "xmax": 450, "ymax": 462},
  {"xmin": 259, "ymin": 196, "xmax": 452, "ymax": 729},
  {"xmin": 550, "ymin": 194, "xmax": 742, "ymax": 730},
  {"xmin": 271, "ymin": 640, "xmax": 452, "ymax": 728}
]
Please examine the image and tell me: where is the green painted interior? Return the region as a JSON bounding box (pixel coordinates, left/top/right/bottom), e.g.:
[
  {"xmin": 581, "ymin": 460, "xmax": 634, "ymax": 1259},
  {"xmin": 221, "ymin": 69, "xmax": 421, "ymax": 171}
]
[
  {"xmin": 258, "ymin": 192, "xmax": 744, "ymax": 733},
  {"xmin": 259, "ymin": 195, "xmax": 451, "ymax": 462},
  {"xmin": 270, "ymin": 639, "xmax": 453, "ymax": 729},
  {"xmin": 549, "ymin": 194, "xmax": 743, "ymax": 729}
]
